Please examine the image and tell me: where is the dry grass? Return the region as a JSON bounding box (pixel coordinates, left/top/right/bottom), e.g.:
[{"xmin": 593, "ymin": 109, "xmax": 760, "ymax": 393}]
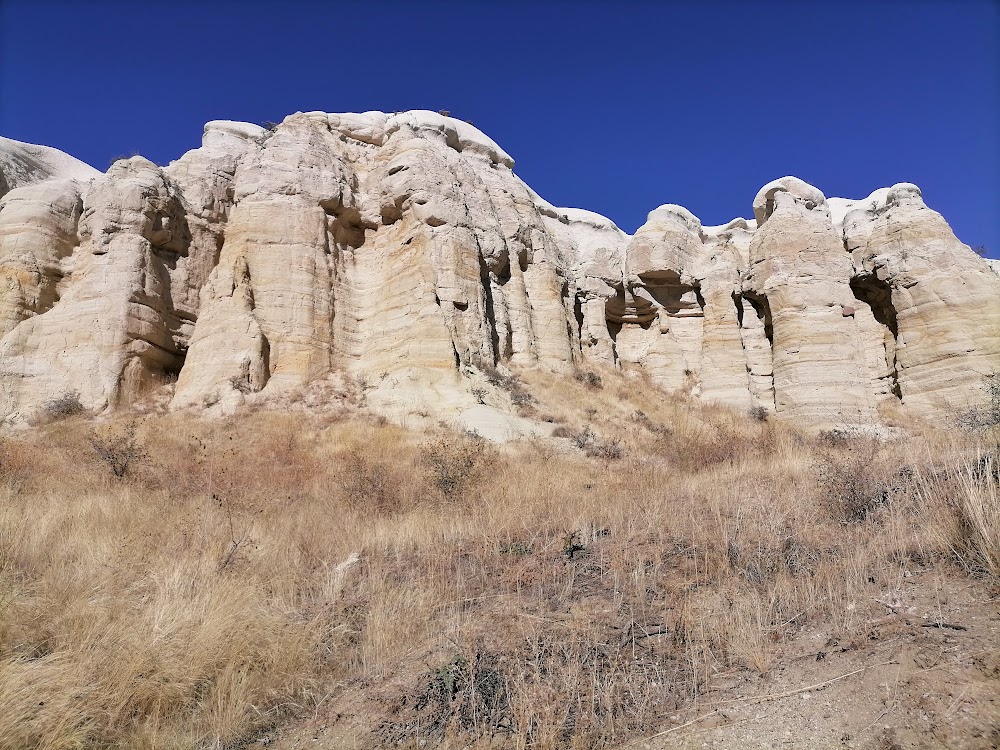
[{"xmin": 0, "ymin": 369, "xmax": 996, "ymax": 749}]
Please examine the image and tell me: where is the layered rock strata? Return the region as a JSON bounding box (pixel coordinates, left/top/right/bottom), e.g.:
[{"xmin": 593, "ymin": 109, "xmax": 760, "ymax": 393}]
[{"xmin": 0, "ymin": 113, "xmax": 997, "ymax": 431}]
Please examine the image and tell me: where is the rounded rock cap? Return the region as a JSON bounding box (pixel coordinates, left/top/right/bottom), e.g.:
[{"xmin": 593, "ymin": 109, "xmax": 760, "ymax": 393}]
[
  {"xmin": 202, "ymin": 120, "xmax": 266, "ymax": 146},
  {"xmin": 752, "ymin": 176, "xmax": 826, "ymax": 225},
  {"xmin": 643, "ymin": 204, "xmax": 702, "ymax": 235}
]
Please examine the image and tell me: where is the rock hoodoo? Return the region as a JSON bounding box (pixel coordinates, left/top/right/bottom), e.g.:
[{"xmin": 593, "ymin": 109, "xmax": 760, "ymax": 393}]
[{"xmin": 0, "ymin": 113, "xmax": 997, "ymax": 432}]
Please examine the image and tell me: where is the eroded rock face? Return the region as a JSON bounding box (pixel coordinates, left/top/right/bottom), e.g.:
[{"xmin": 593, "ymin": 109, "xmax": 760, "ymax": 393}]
[
  {"xmin": 743, "ymin": 179, "xmax": 879, "ymax": 426},
  {"xmin": 847, "ymin": 184, "xmax": 1000, "ymax": 417},
  {"xmin": 0, "ymin": 121, "xmax": 996, "ymax": 431}
]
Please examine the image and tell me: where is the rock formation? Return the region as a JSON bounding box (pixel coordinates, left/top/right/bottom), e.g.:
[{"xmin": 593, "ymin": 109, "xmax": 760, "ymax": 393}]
[{"xmin": 0, "ymin": 113, "xmax": 997, "ymax": 433}]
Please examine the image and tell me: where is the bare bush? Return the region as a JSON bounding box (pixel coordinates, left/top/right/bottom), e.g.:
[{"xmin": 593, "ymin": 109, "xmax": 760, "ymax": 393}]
[
  {"xmin": 574, "ymin": 370, "xmax": 603, "ymax": 389},
  {"xmin": 956, "ymin": 371, "xmax": 1000, "ymax": 431},
  {"xmin": 43, "ymin": 391, "xmax": 85, "ymax": 420},
  {"xmin": 422, "ymin": 433, "xmax": 487, "ymax": 498},
  {"xmin": 817, "ymin": 427, "xmax": 852, "ymax": 447},
  {"xmin": 588, "ymin": 437, "xmax": 624, "ymax": 460},
  {"xmin": 338, "ymin": 447, "xmax": 414, "ymax": 515},
  {"xmin": 481, "ymin": 365, "xmax": 518, "ymax": 391},
  {"xmin": 89, "ymin": 421, "xmax": 147, "ymax": 479},
  {"xmin": 556, "ymin": 425, "xmax": 624, "ymax": 460},
  {"xmin": 814, "ymin": 446, "xmax": 894, "ymax": 523},
  {"xmin": 571, "ymin": 425, "xmax": 596, "ymax": 450},
  {"xmin": 480, "ymin": 365, "xmax": 534, "ymax": 408},
  {"xmin": 378, "ymin": 650, "xmax": 511, "ymax": 744}
]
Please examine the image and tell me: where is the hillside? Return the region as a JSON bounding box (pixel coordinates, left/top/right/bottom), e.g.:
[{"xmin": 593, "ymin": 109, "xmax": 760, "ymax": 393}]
[{"xmin": 0, "ymin": 366, "xmax": 997, "ymax": 749}]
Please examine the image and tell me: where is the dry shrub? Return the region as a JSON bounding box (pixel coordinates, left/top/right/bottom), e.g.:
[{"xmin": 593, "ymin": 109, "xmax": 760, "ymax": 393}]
[
  {"xmin": 814, "ymin": 443, "xmax": 891, "ymax": 523},
  {"xmin": 480, "ymin": 365, "xmax": 535, "ymax": 408},
  {"xmin": 573, "ymin": 370, "xmax": 603, "ymax": 389},
  {"xmin": 90, "ymin": 420, "xmax": 147, "ymax": 479},
  {"xmin": 337, "ymin": 448, "xmax": 417, "ymax": 515},
  {"xmin": 378, "ymin": 650, "xmax": 511, "ymax": 745},
  {"xmin": 42, "ymin": 391, "xmax": 86, "ymax": 421},
  {"xmin": 421, "ymin": 432, "xmax": 488, "ymax": 499},
  {"xmin": 142, "ymin": 413, "xmax": 325, "ymax": 504},
  {"xmin": 554, "ymin": 425, "xmax": 623, "ymax": 460},
  {"xmin": 646, "ymin": 421, "xmax": 770, "ymax": 473},
  {"xmin": 957, "ymin": 371, "xmax": 1000, "ymax": 431}
]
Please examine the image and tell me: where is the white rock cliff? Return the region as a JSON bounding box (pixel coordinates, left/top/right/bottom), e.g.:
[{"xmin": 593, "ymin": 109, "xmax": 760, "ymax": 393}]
[{"xmin": 0, "ymin": 113, "xmax": 997, "ymax": 432}]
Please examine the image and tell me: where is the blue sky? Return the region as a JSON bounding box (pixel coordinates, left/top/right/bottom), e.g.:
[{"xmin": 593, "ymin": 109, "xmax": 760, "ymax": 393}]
[{"xmin": 1, "ymin": 0, "xmax": 997, "ymax": 256}]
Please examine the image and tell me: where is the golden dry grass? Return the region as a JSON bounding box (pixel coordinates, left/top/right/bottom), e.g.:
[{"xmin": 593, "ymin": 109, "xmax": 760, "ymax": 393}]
[{"xmin": 0, "ymin": 368, "xmax": 997, "ymax": 749}]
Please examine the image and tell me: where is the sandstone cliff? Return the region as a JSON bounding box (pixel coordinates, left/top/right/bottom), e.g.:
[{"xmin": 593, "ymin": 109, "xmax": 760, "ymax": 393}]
[{"xmin": 1, "ymin": 112, "xmax": 997, "ymax": 432}]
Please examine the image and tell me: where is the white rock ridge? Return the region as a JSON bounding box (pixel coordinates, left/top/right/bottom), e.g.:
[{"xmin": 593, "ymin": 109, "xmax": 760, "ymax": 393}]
[{"xmin": 0, "ymin": 118, "xmax": 997, "ymax": 431}]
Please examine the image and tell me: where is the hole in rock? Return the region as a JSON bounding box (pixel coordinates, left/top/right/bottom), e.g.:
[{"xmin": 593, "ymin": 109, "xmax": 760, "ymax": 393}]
[
  {"xmin": 480, "ymin": 255, "xmax": 501, "ymax": 364},
  {"xmin": 162, "ymin": 348, "xmax": 186, "ymax": 383},
  {"xmin": 573, "ymin": 295, "xmax": 584, "ymax": 337},
  {"xmin": 324, "ymin": 205, "xmax": 370, "ymax": 249},
  {"xmin": 851, "ymin": 275, "xmax": 902, "ymax": 400},
  {"xmin": 743, "ymin": 292, "xmax": 773, "ymax": 348}
]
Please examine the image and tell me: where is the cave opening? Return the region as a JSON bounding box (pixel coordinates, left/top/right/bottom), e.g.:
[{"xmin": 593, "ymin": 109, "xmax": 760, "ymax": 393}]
[
  {"xmin": 479, "ymin": 254, "xmax": 501, "ymax": 364},
  {"xmin": 162, "ymin": 348, "xmax": 186, "ymax": 383},
  {"xmin": 739, "ymin": 290, "xmax": 776, "ymax": 411},
  {"xmin": 743, "ymin": 292, "xmax": 773, "ymax": 349},
  {"xmin": 573, "ymin": 294, "xmax": 584, "ymax": 339},
  {"xmin": 851, "ymin": 275, "xmax": 902, "ymax": 400}
]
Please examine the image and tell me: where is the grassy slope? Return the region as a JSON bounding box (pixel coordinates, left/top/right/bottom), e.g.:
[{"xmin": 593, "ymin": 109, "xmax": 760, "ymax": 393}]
[{"xmin": 0, "ymin": 367, "xmax": 997, "ymax": 749}]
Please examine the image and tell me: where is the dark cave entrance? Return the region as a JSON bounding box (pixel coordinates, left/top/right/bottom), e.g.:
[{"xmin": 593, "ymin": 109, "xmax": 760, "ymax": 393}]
[{"xmin": 851, "ymin": 275, "xmax": 902, "ymax": 401}]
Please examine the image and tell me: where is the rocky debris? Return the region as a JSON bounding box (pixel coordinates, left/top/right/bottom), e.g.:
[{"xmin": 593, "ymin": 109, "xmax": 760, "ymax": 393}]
[{"xmin": 0, "ymin": 117, "xmax": 997, "ymax": 431}]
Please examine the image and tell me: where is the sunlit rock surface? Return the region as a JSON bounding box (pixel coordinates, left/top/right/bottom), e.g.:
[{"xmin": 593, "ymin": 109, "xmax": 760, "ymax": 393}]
[{"xmin": 1, "ymin": 117, "xmax": 997, "ymax": 432}]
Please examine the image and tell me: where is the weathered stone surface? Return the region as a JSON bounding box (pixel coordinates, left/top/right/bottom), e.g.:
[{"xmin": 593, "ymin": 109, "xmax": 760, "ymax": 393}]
[
  {"xmin": 847, "ymin": 183, "xmax": 1000, "ymax": 417},
  {"xmin": 0, "ymin": 157, "xmax": 192, "ymax": 417},
  {"xmin": 744, "ymin": 178, "xmax": 879, "ymax": 427},
  {"xmin": 0, "ymin": 180, "xmax": 85, "ymax": 338},
  {"xmin": 172, "ymin": 111, "xmax": 587, "ymax": 436},
  {"xmin": 0, "ymin": 127, "xmax": 269, "ymax": 420},
  {"xmin": 0, "ymin": 136, "xmax": 100, "ymax": 198},
  {"xmin": 0, "ymin": 137, "xmax": 101, "ymax": 342},
  {"xmin": 0, "ymin": 118, "xmax": 996, "ymax": 432}
]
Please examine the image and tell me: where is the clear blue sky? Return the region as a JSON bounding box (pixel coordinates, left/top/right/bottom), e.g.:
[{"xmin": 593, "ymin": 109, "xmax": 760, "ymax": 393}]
[{"xmin": 2, "ymin": 0, "xmax": 997, "ymax": 256}]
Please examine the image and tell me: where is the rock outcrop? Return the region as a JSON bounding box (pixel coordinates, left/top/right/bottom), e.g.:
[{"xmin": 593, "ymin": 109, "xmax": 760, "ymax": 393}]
[{"xmin": 0, "ymin": 114, "xmax": 997, "ymax": 432}]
